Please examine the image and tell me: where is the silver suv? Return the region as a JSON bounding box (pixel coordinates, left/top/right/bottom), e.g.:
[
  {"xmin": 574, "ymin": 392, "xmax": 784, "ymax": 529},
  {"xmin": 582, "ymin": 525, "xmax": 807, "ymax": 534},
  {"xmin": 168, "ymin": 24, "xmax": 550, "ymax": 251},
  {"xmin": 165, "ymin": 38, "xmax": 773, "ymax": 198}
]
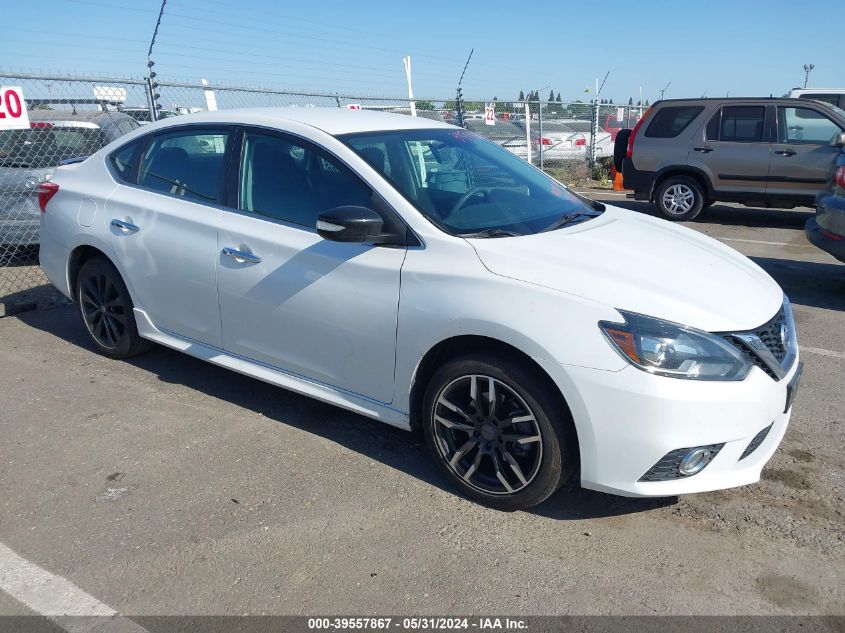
[{"xmin": 616, "ymin": 98, "xmax": 845, "ymax": 220}]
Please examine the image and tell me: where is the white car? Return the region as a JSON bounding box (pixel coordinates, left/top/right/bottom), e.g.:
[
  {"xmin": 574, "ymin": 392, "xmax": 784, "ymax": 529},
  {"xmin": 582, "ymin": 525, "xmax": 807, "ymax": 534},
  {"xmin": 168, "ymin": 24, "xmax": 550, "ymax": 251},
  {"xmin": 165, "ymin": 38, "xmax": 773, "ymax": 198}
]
[{"xmin": 37, "ymin": 108, "xmax": 802, "ymax": 510}]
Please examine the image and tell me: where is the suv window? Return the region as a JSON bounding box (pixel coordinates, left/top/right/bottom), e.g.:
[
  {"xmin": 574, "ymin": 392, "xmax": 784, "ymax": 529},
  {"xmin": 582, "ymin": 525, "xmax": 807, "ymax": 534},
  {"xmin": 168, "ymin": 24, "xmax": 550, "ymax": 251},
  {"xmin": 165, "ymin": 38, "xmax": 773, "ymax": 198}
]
[
  {"xmin": 643, "ymin": 106, "xmax": 703, "ymax": 138},
  {"xmin": 708, "ymin": 106, "xmax": 766, "ymax": 143},
  {"xmin": 238, "ymin": 131, "xmax": 371, "ymax": 228},
  {"xmin": 138, "ymin": 129, "xmax": 230, "ymax": 202},
  {"xmin": 778, "ymin": 106, "xmax": 843, "ymax": 144}
]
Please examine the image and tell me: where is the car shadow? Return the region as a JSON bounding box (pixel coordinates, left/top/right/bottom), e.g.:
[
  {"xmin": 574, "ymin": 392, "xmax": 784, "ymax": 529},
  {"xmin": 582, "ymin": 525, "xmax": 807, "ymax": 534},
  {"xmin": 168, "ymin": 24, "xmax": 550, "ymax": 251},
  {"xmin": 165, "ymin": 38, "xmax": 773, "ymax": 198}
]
[
  {"xmin": 595, "ymin": 196, "xmax": 814, "ymax": 229},
  {"xmin": 16, "ymin": 304, "xmax": 673, "ymax": 520},
  {"xmin": 750, "ymin": 256, "xmax": 845, "ymax": 311}
]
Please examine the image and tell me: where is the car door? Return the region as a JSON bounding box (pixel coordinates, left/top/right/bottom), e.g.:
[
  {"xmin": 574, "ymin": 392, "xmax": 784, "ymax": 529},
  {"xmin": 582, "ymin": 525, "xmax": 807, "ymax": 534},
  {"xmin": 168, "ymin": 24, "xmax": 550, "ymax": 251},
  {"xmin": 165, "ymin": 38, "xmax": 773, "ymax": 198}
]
[
  {"xmin": 105, "ymin": 126, "xmax": 233, "ymax": 347},
  {"xmin": 216, "ymin": 128, "xmax": 406, "ymax": 404},
  {"xmin": 690, "ymin": 104, "xmax": 772, "ymax": 196},
  {"xmin": 768, "ymin": 104, "xmax": 844, "ymax": 199}
]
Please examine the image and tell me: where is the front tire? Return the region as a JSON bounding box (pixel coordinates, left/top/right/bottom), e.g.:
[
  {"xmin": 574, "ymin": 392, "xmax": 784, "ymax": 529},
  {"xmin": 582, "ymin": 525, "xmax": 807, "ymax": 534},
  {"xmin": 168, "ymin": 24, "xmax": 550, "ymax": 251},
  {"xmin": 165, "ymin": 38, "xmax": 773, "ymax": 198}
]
[
  {"xmin": 655, "ymin": 176, "xmax": 705, "ymax": 221},
  {"xmin": 77, "ymin": 257, "xmax": 152, "ymax": 359},
  {"xmin": 422, "ymin": 354, "xmax": 577, "ymax": 510}
]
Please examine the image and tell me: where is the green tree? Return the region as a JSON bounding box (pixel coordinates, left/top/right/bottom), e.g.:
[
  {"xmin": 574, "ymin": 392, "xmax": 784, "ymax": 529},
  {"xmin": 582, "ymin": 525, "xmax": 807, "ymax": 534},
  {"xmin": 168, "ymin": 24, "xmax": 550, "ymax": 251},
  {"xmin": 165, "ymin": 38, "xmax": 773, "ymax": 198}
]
[
  {"xmin": 416, "ymin": 100, "xmax": 434, "ymax": 110},
  {"xmin": 518, "ymin": 90, "xmax": 525, "ymax": 101},
  {"xmin": 628, "ymin": 97, "xmax": 633, "ymax": 105}
]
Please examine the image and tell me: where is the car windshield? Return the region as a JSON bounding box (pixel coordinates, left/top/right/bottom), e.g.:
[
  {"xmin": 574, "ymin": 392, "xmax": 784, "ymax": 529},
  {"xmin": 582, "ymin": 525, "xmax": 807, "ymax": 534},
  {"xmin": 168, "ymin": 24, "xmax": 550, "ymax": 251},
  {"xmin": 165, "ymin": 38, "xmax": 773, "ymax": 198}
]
[
  {"xmin": 0, "ymin": 125, "xmax": 107, "ymax": 169},
  {"xmin": 340, "ymin": 128, "xmax": 601, "ymax": 237}
]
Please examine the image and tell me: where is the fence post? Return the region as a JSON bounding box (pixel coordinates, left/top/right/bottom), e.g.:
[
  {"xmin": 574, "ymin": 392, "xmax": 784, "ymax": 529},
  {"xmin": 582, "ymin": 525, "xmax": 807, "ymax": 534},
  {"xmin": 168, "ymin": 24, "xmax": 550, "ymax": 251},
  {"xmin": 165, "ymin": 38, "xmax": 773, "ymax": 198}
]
[
  {"xmin": 538, "ymin": 100, "xmax": 543, "ymax": 169},
  {"xmin": 145, "ymin": 75, "xmax": 157, "ymax": 123},
  {"xmin": 524, "ymin": 101, "xmax": 532, "ymax": 164}
]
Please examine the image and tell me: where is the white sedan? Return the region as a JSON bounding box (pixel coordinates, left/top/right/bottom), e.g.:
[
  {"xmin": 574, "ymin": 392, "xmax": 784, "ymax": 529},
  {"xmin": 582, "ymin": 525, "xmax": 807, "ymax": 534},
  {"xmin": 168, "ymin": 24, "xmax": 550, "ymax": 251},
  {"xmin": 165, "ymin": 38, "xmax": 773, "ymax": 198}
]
[{"xmin": 37, "ymin": 108, "xmax": 802, "ymax": 510}]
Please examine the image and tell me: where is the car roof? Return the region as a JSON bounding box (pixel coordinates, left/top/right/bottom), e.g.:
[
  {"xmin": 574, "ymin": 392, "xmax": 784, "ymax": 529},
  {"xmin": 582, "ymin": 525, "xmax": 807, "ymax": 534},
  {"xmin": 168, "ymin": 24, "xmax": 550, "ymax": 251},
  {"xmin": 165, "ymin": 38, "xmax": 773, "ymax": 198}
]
[
  {"xmin": 146, "ymin": 106, "xmax": 456, "ymax": 136},
  {"xmin": 27, "ymin": 109, "xmax": 134, "ymax": 123}
]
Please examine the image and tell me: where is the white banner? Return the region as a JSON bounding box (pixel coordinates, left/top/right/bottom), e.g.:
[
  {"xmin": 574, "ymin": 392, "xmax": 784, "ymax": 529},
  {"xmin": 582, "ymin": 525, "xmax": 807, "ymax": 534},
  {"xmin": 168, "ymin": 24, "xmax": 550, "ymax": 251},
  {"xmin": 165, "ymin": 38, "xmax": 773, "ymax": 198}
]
[{"xmin": 0, "ymin": 86, "xmax": 30, "ymax": 130}]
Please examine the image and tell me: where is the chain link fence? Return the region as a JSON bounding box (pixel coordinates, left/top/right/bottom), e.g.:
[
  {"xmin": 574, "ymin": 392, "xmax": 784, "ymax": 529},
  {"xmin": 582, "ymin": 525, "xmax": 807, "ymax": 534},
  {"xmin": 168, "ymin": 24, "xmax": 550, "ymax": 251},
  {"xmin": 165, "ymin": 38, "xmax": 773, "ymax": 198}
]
[{"xmin": 0, "ymin": 71, "xmax": 646, "ymax": 308}]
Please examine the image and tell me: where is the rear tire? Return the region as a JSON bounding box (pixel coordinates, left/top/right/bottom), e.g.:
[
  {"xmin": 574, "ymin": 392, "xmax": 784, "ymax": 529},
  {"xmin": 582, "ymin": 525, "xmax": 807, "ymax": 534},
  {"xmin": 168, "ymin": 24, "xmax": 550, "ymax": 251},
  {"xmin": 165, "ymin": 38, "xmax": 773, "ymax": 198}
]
[
  {"xmin": 422, "ymin": 354, "xmax": 577, "ymax": 510},
  {"xmin": 76, "ymin": 257, "xmax": 153, "ymax": 359},
  {"xmin": 654, "ymin": 176, "xmax": 705, "ymax": 221}
]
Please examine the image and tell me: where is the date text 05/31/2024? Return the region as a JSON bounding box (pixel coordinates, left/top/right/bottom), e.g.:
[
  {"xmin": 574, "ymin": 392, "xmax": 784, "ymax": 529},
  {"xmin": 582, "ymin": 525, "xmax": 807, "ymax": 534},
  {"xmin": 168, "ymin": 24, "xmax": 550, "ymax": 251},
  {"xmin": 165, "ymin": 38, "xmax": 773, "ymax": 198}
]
[{"xmin": 307, "ymin": 618, "xmax": 528, "ymax": 630}]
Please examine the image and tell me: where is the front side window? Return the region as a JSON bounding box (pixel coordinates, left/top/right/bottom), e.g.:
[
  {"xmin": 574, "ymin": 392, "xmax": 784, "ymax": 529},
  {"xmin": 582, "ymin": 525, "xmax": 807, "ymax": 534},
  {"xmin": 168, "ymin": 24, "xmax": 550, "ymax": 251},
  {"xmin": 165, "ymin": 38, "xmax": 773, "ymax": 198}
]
[
  {"xmin": 712, "ymin": 106, "xmax": 766, "ymax": 143},
  {"xmin": 138, "ymin": 129, "xmax": 230, "ymax": 202},
  {"xmin": 341, "ymin": 128, "xmax": 600, "ymax": 237},
  {"xmin": 778, "ymin": 107, "xmax": 843, "ymax": 144},
  {"xmin": 644, "ymin": 106, "xmax": 703, "ymax": 138},
  {"xmin": 238, "ymin": 131, "xmax": 371, "ymax": 227}
]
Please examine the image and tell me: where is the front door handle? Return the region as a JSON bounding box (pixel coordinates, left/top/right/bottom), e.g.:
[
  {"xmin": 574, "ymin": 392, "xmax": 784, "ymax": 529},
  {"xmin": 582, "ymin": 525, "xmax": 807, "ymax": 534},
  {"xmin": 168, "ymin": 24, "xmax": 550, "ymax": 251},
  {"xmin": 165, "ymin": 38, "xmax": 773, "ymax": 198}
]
[
  {"xmin": 222, "ymin": 247, "xmax": 261, "ymax": 264},
  {"xmin": 693, "ymin": 147, "xmax": 714, "ymax": 153},
  {"xmin": 110, "ymin": 219, "xmax": 139, "ymax": 234},
  {"xmin": 774, "ymin": 149, "xmax": 797, "ymax": 156}
]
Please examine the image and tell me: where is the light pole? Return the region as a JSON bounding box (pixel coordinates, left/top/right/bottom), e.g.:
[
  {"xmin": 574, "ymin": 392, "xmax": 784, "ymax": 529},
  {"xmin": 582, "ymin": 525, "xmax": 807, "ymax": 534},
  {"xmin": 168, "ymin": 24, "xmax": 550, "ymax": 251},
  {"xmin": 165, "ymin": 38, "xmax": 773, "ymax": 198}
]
[{"xmin": 803, "ymin": 64, "xmax": 815, "ymax": 89}]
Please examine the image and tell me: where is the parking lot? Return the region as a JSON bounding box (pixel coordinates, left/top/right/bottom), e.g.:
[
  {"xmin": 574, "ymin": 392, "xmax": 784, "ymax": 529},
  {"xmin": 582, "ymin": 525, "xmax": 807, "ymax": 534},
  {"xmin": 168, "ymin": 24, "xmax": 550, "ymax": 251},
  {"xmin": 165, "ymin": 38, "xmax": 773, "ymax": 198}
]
[{"xmin": 0, "ymin": 195, "xmax": 841, "ymax": 618}]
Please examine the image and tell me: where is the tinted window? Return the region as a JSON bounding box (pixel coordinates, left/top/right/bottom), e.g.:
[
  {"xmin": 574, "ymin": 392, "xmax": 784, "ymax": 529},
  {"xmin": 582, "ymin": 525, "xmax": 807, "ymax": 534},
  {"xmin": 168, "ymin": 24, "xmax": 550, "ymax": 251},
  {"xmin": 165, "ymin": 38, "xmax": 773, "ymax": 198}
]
[
  {"xmin": 109, "ymin": 140, "xmax": 142, "ymax": 184},
  {"xmin": 238, "ymin": 132, "xmax": 371, "ymax": 228},
  {"xmin": 342, "ymin": 128, "xmax": 599, "ymax": 237},
  {"xmin": 644, "ymin": 106, "xmax": 703, "ymax": 138},
  {"xmin": 138, "ymin": 129, "xmax": 230, "ymax": 202},
  {"xmin": 718, "ymin": 106, "xmax": 766, "ymax": 142},
  {"xmin": 778, "ymin": 107, "xmax": 843, "ymax": 144}
]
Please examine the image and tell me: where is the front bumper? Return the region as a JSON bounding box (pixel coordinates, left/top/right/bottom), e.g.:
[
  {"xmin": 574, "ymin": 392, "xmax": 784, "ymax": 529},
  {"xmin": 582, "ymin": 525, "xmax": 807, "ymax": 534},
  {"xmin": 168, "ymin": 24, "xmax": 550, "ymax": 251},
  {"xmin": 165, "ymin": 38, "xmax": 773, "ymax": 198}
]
[{"xmin": 536, "ymin": 355, "xmax": 801, "ymax": 497}]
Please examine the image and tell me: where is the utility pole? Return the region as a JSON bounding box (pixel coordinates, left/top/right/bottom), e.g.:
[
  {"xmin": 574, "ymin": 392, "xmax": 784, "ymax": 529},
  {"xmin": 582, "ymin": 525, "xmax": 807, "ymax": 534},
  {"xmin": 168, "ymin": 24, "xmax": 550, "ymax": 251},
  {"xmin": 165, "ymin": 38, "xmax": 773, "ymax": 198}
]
[
  {"xmin": 803, "ymin": 64, "xmax": 815, "ymax": 88},
  {"xmin": 146, "ymin": 0, "xmax": 166, "ymax": 122},
  {"xmin": 455, "ymin": 49, "xmax": 473, "ymax": 128}
]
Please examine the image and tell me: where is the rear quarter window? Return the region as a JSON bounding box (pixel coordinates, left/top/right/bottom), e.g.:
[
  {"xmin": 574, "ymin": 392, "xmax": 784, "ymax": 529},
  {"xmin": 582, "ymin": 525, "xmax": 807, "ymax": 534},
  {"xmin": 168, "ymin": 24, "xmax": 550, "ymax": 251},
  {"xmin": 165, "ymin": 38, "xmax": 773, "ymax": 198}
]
[{"xmin": 644, "ymin": 106, "xmax": 704, "ymax": 138}]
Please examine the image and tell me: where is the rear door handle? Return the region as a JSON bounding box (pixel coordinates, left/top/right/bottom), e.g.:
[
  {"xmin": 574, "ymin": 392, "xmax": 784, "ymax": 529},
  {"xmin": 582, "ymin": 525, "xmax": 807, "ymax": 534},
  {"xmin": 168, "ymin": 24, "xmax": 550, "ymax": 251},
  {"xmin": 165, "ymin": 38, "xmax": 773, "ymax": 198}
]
[
  {"xmin": 693, "ymin": 147, "xmax": 714, "ymax": 153},
  {"xmin": 222, "ymin": 247, "xmax": 261, "ymax": 264},
  {"xmin": 774, "ymin": 150, "xmax": 797, "ymax": 156},
  {"xmin": 110, "ymin": 219, "xmax": 139, "ymax": 234}
]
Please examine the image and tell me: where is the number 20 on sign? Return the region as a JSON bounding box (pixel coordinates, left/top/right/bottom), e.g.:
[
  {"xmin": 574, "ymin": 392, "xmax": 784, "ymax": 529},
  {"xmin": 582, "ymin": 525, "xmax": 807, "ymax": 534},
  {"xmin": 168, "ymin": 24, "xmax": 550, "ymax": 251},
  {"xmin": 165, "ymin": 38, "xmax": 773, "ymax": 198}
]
[{"xmin": 0, "ymin": 87, "xmax": 31, "ymax": 130}]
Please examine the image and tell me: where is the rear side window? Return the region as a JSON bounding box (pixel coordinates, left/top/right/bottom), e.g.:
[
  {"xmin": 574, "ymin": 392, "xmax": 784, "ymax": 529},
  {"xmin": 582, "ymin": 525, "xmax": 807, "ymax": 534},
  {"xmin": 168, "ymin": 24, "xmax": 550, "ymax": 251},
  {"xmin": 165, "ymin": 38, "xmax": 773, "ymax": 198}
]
[
  {"xmin": 713, "ymin": 106, "xmax": 766, "ymax": 143},
  {"xmin": 109, "ymin": 140, "xmax": 143, "ymax": 184},
  {"xmin": 138, "ymin": 129, "xmax": 230, "ymax": 203},
  {"xmin": 643, "ymin": 106, "xmax": 703, "ymax": 138},
  {"xmin": 0, "ymin": 125, "xmax": 107, "ymax": 169}
]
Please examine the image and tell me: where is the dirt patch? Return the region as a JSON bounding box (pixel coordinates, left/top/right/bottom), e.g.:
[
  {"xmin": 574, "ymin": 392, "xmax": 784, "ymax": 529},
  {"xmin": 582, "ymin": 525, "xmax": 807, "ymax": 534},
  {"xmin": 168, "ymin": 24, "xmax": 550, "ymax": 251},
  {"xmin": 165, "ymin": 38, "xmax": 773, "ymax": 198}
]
[{"xmin": 765, "ymin": 467, "xmax": 812, "ymax": 491}]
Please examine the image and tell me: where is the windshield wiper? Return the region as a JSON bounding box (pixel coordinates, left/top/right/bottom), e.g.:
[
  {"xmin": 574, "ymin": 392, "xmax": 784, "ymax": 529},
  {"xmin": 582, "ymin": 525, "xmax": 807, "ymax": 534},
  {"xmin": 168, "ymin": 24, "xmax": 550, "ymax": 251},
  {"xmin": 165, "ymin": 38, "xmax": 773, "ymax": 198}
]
[
  {"xmin": 457, "ymin": 228, "xmax": 520, "ymax": 238},
  {"xmin": 541, "ymin": 210, "xmax": 602, "ymax": 233}
]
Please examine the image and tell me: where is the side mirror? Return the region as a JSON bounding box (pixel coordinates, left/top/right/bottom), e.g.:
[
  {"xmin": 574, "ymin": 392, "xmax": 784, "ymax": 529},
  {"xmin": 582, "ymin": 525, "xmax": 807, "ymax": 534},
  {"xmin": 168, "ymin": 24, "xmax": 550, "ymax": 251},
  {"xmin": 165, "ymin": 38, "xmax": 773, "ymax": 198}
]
[
  {"xmin": 316, "ymin": 206, "xmax": 384, "ymax": 243},
  {"xmin": 832, "ymin": 132, "xmax": 845, "ymax": 147}
]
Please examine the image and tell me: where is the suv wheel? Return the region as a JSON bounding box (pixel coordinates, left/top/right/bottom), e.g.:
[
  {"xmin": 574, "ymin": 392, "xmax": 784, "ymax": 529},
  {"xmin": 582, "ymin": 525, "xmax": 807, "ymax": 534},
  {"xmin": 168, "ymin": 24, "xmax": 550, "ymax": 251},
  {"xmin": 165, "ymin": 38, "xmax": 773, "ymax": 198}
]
[
  {"xmin": 422, "ymin": 354, "xmax": 577, "ymax": 510},
  {"xmin": 77, "ymin": 257, "xmax": 153, "ymax": 359},
  {"xmin": 655, "ymin": 176, "xmax": 705, "ymax": 221}
]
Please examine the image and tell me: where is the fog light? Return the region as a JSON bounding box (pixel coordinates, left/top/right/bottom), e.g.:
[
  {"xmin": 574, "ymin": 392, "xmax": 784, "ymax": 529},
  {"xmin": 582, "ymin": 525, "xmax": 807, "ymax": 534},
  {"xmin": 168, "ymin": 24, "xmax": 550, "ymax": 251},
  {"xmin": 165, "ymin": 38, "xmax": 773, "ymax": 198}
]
[{"xmin": 678, "ymin": 448, "xmax": 712, "ymax": 475}]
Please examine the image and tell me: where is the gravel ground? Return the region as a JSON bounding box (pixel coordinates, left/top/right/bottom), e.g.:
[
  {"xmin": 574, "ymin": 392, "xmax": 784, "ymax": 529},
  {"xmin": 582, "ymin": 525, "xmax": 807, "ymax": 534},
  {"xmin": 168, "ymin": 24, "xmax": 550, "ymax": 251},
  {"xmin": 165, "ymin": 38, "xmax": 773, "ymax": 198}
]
[{"xmin": 0, "ymin": 199, "xmax": 842, "ymax": 618}]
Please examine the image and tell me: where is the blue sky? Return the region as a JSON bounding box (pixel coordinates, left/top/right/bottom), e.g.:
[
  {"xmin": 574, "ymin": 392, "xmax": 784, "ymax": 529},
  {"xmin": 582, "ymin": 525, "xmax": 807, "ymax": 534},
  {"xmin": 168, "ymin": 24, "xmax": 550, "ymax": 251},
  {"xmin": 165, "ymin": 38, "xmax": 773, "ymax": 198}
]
[{"xmin": 1, "ymin": 0, "xmax": 840, "ymax": 102}]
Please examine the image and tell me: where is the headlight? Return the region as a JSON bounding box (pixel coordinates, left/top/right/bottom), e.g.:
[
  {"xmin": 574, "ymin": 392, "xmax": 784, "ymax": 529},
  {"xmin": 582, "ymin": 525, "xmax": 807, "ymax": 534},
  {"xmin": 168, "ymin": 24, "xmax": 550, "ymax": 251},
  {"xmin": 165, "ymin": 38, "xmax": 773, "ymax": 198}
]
[{"xmin": 599, "ymin": 311, "xmax": 752, "ymax": 381}]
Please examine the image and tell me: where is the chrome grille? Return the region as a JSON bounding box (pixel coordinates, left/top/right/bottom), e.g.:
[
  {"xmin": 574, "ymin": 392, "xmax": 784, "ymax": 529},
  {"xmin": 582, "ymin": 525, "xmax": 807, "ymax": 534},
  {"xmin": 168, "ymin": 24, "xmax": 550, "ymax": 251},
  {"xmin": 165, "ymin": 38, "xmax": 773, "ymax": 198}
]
[{"xmin": 720, "ymin": 300, "xmax": 796, "ymax": 382}]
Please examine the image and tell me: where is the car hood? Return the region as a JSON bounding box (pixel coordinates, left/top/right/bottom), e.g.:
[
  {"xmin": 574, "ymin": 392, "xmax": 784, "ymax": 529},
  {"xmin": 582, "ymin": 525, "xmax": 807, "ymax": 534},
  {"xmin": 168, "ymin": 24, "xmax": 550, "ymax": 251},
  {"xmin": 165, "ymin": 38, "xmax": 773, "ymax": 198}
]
[{"xmin": 468, "ymin": 205, "xmax": 784, "ymax": 332}]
